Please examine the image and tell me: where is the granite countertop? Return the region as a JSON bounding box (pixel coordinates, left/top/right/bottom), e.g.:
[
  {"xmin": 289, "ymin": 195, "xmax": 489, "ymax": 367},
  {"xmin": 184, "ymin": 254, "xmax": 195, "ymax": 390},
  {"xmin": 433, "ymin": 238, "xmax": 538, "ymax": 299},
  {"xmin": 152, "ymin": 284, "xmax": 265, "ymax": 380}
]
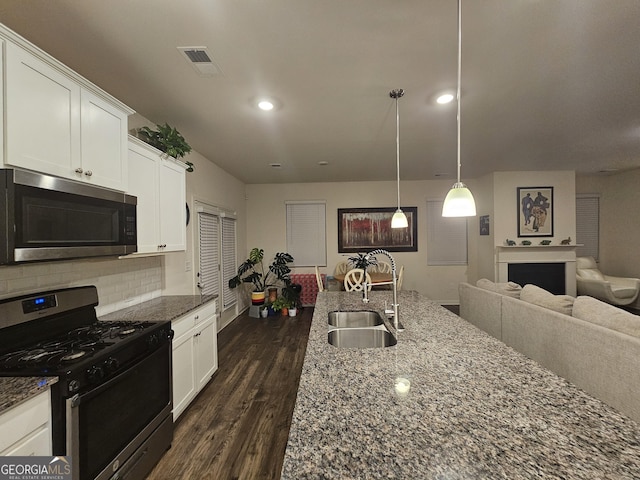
[
  {"xmin": 281, "ymin": 290, "xmax": 640, "ymax": 479},
  {"xmin": 100, "ymin": 294, "xmax": 217, "ymax": 322},
  {"xmin": 0, "ymin": 377, "xmax": 58, "ymax": 415}
]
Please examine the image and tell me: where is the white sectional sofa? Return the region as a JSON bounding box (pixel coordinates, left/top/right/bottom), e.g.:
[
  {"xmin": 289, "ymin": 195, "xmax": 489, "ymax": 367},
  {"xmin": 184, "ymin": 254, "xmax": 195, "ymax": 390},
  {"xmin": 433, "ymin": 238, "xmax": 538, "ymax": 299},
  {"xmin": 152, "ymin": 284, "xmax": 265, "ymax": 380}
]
[{"xmin": 459, "ymin": 280, "xmax": 640, "ymax": 424}]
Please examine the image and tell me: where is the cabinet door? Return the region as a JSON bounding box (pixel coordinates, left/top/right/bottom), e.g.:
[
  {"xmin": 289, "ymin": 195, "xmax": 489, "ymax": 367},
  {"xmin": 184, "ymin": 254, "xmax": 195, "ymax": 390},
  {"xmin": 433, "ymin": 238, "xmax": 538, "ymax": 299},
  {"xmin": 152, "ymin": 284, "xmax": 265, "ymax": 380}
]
[
  {"xmin": 0, "ymin": 390, "xmax": 51, "ymax": 456},
  {"xmin": 4, "ymin": 42, "xmax": 81, "ymax": 177},
  {"xmin": 158, "ymin": 159, "xmax": 186, "ymax": 252},
  {"xmin": 171, "ymin": 329, "xmax": 196, "ymax": 421},
  {"xmin": 128, "ymin": 141, "xmax": 160, "ymax": 253},
  {"xmin": 80, "ymin": 89, "xmax": 128, "ymax": 191},
  {"xmin": 194, "ymin": 316, "xmax": 218, "ymax": 391}
]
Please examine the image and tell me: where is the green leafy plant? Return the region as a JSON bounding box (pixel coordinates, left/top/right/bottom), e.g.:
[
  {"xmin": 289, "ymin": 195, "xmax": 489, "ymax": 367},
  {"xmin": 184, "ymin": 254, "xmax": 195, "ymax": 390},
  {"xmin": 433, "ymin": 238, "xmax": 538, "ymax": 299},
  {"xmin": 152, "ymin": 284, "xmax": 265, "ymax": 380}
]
[
  {"xmin": 136, "ymin": 123, "xmax": 194, "ymax": 171},
  {"xmin": 228, "ymin": 248, "xmax": 294, "ymax": 292},
  {"xmin": 348, "ymin": 252, "xmax": 378, "ymax": 270}
]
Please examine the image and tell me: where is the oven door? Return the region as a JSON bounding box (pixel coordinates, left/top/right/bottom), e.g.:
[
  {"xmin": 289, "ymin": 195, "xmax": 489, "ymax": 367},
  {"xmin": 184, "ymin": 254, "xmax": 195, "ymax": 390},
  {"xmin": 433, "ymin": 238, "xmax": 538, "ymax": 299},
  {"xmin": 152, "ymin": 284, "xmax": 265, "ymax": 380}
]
[{"xmin": 66, "ymin": 344, "xmax": 172, "ymax": 480}]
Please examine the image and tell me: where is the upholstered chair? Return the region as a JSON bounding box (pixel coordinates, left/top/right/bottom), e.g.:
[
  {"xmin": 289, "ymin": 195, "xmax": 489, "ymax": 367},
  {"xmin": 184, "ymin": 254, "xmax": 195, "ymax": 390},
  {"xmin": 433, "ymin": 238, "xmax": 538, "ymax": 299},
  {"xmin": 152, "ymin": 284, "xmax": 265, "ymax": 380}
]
[{"xmin": 576, "ymin": 256, "xmax": 640, "ymax": 306}]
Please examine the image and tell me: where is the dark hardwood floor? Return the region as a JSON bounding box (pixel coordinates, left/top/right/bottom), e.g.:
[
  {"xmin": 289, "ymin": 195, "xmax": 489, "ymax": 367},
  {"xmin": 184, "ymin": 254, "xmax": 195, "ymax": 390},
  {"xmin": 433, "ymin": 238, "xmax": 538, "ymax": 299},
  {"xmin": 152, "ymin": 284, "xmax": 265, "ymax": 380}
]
[{"xmin": 147, "ymin": 308, "xmax": 313, "ymax": 480}]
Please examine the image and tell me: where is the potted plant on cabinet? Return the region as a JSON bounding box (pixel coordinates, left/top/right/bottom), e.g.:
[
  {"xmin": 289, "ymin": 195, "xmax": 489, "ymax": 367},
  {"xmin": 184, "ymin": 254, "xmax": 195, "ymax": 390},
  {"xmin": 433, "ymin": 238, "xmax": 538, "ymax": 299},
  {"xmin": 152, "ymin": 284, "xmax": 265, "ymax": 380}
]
[{"xmin": 135, "ymin": 123, "xmax": 195, "ymax": 172}]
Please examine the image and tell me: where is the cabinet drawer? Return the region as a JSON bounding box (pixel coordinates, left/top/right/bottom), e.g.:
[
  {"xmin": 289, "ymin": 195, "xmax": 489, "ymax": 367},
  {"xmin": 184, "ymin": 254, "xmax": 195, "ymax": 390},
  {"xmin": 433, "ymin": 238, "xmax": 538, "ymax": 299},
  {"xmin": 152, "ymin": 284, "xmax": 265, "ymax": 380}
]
[
  {"xmin": 0, "ymin": 391, "xmax": 51, "ymax": 453},
  {"xmin": 1, "ymin": 425, "xmax": 51, "ymax": 456},
  {"xmin": 194, "ymin": 301, "xmax": 217, "ymax": 326}
]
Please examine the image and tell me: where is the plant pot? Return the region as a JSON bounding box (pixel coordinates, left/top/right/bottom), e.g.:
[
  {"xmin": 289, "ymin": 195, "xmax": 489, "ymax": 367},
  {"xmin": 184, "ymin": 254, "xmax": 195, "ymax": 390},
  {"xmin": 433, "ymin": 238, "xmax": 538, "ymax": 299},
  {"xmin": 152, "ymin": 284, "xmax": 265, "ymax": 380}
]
[
  {"xmin": 268, "ymin": 287, "xmax": 278, "ymax": 303},
  {"xmin": 260, "ymin": 308, "xmax": 268, "ymax": 318},
  {"xmin": 289, "ymin": 307, "xmax": 297, "ymax": 317},
  {"xmin": 281, "ymin": 307, "xmax": 288, "ymax": 316},
  {"xmin": 251, "ymin": 291, "xmax": 266, "ymax": 305}
]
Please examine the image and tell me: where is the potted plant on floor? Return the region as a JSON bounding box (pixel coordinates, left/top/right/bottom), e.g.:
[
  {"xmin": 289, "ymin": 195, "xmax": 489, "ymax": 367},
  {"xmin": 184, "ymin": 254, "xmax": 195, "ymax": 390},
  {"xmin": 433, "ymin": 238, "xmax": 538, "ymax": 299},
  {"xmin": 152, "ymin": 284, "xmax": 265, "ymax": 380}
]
[{"xmin": 228, "ymin": 248, "xmax": 294, "ymax": 303}]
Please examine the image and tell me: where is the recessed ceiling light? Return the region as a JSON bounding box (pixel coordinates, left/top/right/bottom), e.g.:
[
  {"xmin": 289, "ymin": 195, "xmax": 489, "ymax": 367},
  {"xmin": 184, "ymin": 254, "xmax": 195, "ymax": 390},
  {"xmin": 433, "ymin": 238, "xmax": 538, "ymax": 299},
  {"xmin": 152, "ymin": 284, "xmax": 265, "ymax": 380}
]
[
  {"xmin": 436, "ymin": 93, "xmax": 455, "ymax": 104},
  {"xmin": 258, "ymin": 100, "xmax": 274, "ymax": 111},
  {"xmin": 318, "ymin": 161, "xmax": 329, "ymax": 166},
  {"xmin": 269, "ymin": 163, "xmax": 281, "ymax": 168}
]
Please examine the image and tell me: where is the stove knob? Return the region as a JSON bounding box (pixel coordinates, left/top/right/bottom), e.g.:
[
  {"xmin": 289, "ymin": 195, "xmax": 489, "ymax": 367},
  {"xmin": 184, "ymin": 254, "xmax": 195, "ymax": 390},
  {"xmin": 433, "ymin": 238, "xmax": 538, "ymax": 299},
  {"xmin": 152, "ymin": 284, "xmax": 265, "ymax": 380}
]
[
  {"xmin": 68, "ymin": 380, "xmax": 80, "ymax": 393},
  {"xmin": 87, "ymin": 365, "xmax": 105, "ymax": 383},
  {"xmin": 104, "ymin": 357, "xmax": 120, "ymax": 373},
  {"xmin": 147, "ymin": 333, "xmax": 159, "ymax": 348}
]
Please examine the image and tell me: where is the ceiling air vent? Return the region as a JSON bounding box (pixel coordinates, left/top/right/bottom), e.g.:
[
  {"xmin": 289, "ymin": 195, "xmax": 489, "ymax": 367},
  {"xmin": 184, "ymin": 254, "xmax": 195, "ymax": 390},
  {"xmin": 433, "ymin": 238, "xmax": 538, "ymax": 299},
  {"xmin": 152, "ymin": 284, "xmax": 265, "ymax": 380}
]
[{"xmin": 177, "ymin": 47, "xmax": 223, "ymax": 77}]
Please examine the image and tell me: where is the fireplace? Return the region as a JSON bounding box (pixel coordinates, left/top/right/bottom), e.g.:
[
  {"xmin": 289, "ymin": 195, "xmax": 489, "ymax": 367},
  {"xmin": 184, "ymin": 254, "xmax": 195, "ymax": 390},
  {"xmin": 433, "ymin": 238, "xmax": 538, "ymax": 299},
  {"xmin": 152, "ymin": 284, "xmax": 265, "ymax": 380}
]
[
  {"xmin": 508, "ymin": 262, "xmax": 566, "ymax": 294},
  {"xmin": 496, "ymin": 245, "xmax": 577, "ymax": 296}
]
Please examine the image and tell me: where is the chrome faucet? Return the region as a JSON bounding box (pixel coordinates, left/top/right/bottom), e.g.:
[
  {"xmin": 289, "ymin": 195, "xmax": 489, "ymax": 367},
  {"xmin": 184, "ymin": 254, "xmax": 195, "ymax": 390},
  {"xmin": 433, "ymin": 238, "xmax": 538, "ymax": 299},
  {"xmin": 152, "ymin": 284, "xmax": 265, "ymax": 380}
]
[{"xmin": 362, "ymin": 249, "xmax": 404, "ymax": 331}]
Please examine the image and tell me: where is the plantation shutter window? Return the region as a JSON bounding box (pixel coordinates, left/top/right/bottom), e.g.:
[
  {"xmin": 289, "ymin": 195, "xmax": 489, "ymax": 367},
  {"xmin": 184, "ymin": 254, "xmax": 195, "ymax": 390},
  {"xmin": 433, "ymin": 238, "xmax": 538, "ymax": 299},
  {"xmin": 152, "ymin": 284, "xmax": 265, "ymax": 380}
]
[
  {"xmin": 221, "ymin": 215, "xmax": 237, "ymax": 309},
  {"xmin": 198, "ymin": 212, "xmax": 219, "ymax": 297}
]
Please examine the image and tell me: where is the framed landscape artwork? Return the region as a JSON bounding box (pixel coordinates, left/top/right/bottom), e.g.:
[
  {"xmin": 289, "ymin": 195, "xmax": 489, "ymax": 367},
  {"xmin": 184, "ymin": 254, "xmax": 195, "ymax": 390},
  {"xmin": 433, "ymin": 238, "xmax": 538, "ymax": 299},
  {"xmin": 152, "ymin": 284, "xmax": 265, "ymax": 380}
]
[
  {"xmin": 337, "ymin": 207, "xmax": 418, "ymax": 253},
  {"xmin": 518, "ymin": 187, "xmax": 553, "ymax": 237}
]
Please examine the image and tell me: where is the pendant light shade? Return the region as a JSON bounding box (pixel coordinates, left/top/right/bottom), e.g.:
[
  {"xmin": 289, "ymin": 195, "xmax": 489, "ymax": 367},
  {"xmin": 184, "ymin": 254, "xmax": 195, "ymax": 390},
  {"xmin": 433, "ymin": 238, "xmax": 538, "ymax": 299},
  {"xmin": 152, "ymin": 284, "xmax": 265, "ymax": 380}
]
[
  {"xmin": 390, "ymin": 89, "xmax": 408, "ymax": 229},
  {"xmin": 442, "ymin": 0, "xmax": 477, "ymax": 218}
]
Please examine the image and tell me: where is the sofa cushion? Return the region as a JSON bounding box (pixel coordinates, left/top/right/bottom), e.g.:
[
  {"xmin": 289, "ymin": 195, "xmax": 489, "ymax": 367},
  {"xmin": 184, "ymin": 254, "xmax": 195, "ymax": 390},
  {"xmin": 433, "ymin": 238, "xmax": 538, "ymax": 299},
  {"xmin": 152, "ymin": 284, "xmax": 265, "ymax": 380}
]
[
  {"xmin": 572, "ymin": 296, "xmax": 640, "ymax": 338},
  {"xmin": 476, "ymin": 279, "xmax": 522, "ymax": 298},
  {"xmin": 520, "ymin": 284, "xmax": 574, "ymax": 316}
]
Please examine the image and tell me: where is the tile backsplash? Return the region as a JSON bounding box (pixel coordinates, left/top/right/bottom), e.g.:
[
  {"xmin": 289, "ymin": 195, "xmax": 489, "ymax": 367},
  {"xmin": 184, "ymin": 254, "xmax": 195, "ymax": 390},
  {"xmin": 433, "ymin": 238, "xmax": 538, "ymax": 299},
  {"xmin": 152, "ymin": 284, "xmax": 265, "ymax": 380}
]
[{"xmin": 0, "ymin": 256, "xmax": 162, "ymax": 316}]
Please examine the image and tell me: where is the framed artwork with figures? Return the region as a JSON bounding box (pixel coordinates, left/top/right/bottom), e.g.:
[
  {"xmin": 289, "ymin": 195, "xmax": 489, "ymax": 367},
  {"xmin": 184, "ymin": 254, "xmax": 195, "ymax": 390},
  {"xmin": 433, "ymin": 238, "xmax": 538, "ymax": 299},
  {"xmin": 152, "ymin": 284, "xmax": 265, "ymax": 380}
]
[{"xmin": 518, "ymin": 187, "xmax": 553, "ymax": 237}]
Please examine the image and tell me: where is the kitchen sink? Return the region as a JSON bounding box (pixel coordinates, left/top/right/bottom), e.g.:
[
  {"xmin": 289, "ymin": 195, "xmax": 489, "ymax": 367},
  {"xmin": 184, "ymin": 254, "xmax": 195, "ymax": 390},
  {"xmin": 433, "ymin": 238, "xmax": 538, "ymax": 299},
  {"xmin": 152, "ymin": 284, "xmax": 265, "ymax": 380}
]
[
  {"xmin": 328, "ymin": 327, "xmax": 397, "ymax": 348},
  {"xmin": 328, "ymin": 310, "xmax": 385, "ymax": 328}
]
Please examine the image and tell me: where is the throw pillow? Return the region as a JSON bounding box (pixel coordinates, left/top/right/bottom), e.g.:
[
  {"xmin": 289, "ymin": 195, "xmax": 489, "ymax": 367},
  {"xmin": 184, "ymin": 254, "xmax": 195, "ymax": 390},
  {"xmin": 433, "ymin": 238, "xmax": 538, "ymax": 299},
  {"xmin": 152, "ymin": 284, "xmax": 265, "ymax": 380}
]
[
  {"xmin": 572, "ymin": 296, "xmax": 640, "ymax": 339},
  {"xmin": 476, "ymin": 278, "xmax": 496, "ymax": 291},
  {"xmin": 520, "ymin": 284, "xmax": 574, "ymax": 316},
  {"xmin": 495, "ymin": 281, "xmax": 522, "ymax": 298}
]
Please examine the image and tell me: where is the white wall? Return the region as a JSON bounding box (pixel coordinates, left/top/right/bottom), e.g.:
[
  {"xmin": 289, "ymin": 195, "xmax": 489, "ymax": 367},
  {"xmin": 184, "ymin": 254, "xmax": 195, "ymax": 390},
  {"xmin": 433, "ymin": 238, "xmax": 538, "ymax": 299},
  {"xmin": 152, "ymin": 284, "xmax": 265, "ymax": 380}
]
[{"xmin": 245, "ymin": 179, "xmax": 473, "ymax": 304}]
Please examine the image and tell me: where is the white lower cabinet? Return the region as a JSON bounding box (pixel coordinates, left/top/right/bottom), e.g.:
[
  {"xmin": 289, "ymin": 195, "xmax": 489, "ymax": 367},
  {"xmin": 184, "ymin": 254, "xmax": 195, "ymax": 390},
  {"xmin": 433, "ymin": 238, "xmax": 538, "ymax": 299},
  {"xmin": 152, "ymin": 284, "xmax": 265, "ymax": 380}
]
[
  {"xmin": 172, "ymin": 300, "xmax": 218, "ymax": 420},
  {"xmin": 0, "ymin": 390, "xmax": 52, "ymax": 456}
]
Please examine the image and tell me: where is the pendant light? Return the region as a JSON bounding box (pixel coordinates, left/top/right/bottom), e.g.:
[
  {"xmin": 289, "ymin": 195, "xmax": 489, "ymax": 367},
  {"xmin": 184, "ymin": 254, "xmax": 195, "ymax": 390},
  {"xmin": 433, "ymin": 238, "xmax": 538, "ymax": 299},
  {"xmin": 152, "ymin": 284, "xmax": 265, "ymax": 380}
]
[
  {"xmin": 442, "ymin": 0, "xmax": 476, "ymax": 217},
  {"xmin": 390, "ymin": 89, "xmax": 409, "ymax": 229}
]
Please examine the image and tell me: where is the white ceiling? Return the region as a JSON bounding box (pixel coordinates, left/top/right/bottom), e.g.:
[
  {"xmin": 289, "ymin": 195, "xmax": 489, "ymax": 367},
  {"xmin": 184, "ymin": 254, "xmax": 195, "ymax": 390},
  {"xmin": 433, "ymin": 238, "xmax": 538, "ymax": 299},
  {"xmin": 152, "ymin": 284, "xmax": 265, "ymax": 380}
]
[{"xmin": 1, "ymin": 0, "xmax": 639, "ymax": 184}]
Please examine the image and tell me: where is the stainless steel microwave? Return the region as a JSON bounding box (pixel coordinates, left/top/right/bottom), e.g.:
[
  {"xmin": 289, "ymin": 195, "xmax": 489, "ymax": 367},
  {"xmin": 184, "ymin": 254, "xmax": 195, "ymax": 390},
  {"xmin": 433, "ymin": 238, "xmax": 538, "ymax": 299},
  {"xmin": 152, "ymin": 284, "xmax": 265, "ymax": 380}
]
[{"xmin": 1, "ymin": 169, "xmax": 137, "ymax": 264}]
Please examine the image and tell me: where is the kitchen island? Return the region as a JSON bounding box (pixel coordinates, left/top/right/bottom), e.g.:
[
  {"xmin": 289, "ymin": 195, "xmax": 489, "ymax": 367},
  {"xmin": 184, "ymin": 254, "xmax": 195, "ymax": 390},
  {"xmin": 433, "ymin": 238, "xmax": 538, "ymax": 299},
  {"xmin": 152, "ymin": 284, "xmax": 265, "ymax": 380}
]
[{"xmin": 282, "ymin": 291, "xmax": 640, "ymax": 479}]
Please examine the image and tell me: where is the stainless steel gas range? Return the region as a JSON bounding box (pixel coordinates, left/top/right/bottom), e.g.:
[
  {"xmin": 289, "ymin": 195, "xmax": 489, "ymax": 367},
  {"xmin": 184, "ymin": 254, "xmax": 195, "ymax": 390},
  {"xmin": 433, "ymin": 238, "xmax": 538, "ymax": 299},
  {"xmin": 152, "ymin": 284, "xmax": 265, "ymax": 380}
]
[{"xmin": 0, "ymin": 286, "xmax": 173, "ymax": 480}]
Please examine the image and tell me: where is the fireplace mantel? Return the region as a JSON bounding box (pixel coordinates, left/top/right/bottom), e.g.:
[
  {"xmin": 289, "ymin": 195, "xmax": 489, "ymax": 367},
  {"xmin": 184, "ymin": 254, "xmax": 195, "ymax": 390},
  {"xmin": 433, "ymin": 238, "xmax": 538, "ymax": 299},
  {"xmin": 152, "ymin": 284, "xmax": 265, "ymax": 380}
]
[{"xmin": 495, "ymin": 245, "xmax": 577, "ymax": 296}]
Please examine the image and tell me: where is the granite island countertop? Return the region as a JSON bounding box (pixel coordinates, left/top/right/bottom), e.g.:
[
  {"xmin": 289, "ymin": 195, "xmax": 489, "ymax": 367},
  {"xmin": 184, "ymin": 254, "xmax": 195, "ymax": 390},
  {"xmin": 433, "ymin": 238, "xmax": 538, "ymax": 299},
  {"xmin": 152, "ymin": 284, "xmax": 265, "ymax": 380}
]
[
  {"xmin": 100, "ymin": 294, "xmax": 217, "ymax": 322},
  {"xmin": 281, "ymin": 291, "xmax": 640, "ymax": 479}
]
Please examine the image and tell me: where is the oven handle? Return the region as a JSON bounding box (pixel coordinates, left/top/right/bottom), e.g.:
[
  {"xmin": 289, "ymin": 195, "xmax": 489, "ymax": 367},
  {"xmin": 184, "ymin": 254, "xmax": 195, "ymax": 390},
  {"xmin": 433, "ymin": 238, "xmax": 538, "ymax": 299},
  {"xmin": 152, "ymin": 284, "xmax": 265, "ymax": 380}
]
[{"xmin": 68, "ymin": 344, "xmax": 170, "ymax": 407}]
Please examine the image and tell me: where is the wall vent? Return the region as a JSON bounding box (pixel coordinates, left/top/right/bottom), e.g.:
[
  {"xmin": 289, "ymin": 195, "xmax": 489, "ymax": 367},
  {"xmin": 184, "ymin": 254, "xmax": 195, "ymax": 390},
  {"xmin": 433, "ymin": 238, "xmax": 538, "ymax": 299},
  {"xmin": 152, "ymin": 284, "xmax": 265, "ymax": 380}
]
[{"xmin": 177, "ymin": 47, "xmax": 223, "ymax": 77}]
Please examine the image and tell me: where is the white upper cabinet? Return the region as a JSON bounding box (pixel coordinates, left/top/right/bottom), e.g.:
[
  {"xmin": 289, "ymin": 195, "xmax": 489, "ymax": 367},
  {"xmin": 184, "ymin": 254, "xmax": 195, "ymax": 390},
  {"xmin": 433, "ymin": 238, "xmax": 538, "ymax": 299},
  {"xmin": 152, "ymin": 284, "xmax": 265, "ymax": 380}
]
[
  {"xmin": 128, "ymin": 136, "xmax": 186, "ymax": 254},
  {"xmin": 1, "ymin": 25, "xmax": 133, "ymax": 191}
]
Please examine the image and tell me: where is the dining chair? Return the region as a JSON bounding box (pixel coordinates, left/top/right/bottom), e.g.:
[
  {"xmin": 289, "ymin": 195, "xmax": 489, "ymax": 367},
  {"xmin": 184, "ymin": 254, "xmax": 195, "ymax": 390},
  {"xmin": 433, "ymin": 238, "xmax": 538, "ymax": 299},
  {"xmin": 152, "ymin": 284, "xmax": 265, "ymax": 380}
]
[
  {"xmin": 343, "ymin": 269, "xmax": 372, "ymax": 292},
  {"xmin": 374, "ymin": 261, "xmax": 392, "ymax": 274},
  {"xmin": 397, "ymin": 265, "xmax": 405, "ymax": 290},
  {"xmin": 315, "ymin": 266, "xmax": 325, "ymax": 293},
  {"xmin": 334, "ymin": 261, "xmax": 348, "ymax": 276}
]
